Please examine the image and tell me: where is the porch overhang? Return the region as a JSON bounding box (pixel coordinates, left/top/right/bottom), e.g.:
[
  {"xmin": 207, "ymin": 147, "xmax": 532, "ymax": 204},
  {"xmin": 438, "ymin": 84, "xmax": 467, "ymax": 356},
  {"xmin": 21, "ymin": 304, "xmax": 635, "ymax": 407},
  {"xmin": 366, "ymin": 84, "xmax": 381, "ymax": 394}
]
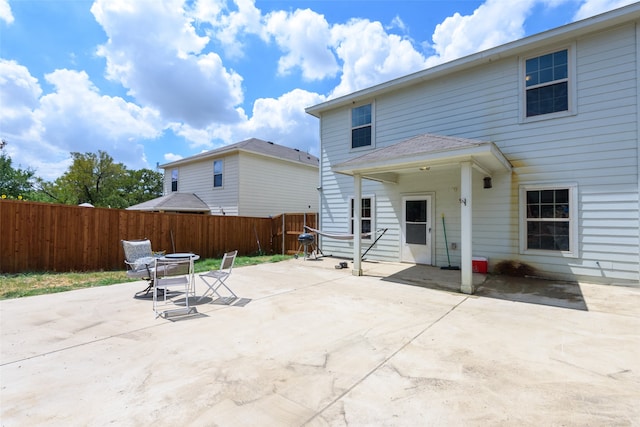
[
  {"xmin": 332, "ymin": 134, "xmax": 512, "ymax": 182},
  {"xmin": 340, "ymin": 134, "xmax": 512, "ymax": 295}
]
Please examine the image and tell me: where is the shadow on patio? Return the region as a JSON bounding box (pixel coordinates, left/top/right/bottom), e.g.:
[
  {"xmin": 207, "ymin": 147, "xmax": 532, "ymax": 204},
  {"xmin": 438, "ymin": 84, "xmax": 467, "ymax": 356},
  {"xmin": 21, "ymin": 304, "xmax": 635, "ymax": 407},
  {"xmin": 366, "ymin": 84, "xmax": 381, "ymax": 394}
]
[{"xmin": 381, "ymin": 264, "xmax": 588, "ymax": 311}]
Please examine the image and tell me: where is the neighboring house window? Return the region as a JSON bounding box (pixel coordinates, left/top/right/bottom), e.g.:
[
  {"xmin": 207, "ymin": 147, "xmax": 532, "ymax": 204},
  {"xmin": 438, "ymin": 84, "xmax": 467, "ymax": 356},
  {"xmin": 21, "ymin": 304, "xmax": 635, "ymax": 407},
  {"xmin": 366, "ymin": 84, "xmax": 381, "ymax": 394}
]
[
  {"xmin": 171, "ymin": 169, "xmax": 178, "ymax": 192},
  {"xmin": 524, "ymin": 49, "xmax": 569, "ymax": 117},
  {"xmin": 213, "ymin": 160, "xmax": 223, "ymax": 188},
  {"xmin": 520, "ymin": 184, "xmax": 578, "ymax": 257},
  {"xmin": 351, "ymin": 103, "xmax": 372, "ymax": 149},
  {"xmin": 350, "ymin": 197, "xmax": 373, "ymax": 240}
]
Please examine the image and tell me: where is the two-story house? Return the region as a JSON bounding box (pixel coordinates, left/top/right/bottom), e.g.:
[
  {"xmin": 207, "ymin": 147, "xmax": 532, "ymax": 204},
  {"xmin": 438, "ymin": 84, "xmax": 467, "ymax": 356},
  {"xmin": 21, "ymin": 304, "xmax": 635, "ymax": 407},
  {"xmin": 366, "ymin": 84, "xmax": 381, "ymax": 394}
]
[
  {"xmin": 306, "ymin": 4, "xmax": 640, "ymax": 292},
  {"xmin": 128, "ymin": 138, "xmax": 319, "ymax": 217}
]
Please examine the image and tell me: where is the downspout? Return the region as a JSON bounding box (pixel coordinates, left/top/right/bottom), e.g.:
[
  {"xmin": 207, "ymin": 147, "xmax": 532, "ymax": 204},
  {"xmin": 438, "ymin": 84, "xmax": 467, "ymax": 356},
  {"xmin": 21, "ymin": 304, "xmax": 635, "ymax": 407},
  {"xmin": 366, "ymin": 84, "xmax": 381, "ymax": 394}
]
[{"xmin": 636, "ymin": 21, "xmax": 640, "ymax": 283}]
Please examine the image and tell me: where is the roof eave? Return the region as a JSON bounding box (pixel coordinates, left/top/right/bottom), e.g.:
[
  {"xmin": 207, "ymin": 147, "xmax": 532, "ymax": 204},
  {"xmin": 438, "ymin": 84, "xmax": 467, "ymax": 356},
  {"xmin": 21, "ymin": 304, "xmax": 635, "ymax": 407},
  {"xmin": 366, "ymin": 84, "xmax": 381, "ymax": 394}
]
[
  {"xmin": 159, "ymin": 147, "xmax": 240, "ymax": 168},
  {"xmin": 237, "ymin": 148, "xmax": 319, "ymax": 168},
  {"xmin": 127, "ymin": 207, "xmax": 210, "ymax": 212},
  {"xmin": 333, "ymin": 143, "xmax": 511, "ymax": 179},
  {"xmin": 160, "ymin": 146, "xmax": 318, "ymax": 169}
]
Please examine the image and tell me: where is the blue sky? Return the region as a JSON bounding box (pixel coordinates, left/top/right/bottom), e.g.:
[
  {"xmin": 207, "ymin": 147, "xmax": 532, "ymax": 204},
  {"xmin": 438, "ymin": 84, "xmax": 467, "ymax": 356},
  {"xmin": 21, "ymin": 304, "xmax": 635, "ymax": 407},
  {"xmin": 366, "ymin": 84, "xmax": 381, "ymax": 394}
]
[{"xmin": 0, "ymin": 0, "xmax": 635, "ymax": 181}]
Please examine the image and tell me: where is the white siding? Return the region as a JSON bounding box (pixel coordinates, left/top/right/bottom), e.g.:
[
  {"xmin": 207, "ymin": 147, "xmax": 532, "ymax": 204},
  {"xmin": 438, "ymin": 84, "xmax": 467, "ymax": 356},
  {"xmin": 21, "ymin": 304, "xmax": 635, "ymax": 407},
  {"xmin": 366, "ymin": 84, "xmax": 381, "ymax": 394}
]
[
  {"xmin": 317, "ymin": 23, "xmax": 639, "ymax": 285},
  {"xmin": 202, "ymin": 154, "xmax": 240, "ymax": 216},
  {"xmin": 237, "ymin": 152, "xmax": 319, "ymax": 217},
  {"xmin": 163, "ymin": 154, "xmax": 240, "ymax": 215}
]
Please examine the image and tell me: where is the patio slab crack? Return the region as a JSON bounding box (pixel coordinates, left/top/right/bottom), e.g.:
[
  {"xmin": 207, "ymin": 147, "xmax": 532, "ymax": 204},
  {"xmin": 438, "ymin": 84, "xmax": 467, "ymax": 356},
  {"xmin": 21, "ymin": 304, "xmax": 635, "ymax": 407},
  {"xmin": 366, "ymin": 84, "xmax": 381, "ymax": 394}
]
[{"xmin": 301, "ymin": 296, "xmax": 470, "ymax": 426}]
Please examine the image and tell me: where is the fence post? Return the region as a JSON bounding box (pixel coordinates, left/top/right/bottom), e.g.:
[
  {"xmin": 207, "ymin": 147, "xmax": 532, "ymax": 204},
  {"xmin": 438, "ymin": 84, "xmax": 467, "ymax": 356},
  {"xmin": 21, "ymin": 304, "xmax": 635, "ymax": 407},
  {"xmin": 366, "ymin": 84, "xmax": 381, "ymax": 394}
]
[{"xmin": 281, "ymin": 214, "xmax": 285, "ymax": 255}]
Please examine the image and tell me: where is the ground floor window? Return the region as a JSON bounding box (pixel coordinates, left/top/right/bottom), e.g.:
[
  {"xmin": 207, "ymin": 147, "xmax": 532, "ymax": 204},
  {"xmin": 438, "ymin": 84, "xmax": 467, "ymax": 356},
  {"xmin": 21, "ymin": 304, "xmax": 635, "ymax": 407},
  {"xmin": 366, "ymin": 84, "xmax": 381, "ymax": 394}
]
[
  {"xmin": 350, "ymin": 196, "xmax": 373, "ymax": 239},
  {"xmin": 520, "ymin": 184, "xmax": 578, "ymax": 257}
]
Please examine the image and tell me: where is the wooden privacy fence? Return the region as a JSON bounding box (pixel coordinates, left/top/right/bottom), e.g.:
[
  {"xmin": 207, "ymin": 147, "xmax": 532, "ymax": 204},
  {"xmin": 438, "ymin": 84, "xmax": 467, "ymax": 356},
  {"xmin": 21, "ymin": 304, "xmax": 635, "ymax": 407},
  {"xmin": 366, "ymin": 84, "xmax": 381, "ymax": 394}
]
[{"xmin": 0, "ymin": 200, "xmax": 316, "ymax": 274}]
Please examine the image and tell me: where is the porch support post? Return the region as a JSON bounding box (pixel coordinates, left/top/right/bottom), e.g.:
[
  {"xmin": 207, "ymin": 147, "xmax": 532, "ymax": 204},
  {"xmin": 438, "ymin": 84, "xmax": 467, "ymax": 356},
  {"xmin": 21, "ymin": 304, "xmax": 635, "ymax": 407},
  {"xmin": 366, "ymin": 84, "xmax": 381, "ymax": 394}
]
[
  {"xmin": 353, "ymin": 173, "xmax": 363, "ymax": 276},
  {"xmin": 460, "ymin": 161, "xmax": 474, "ymax": 294}
]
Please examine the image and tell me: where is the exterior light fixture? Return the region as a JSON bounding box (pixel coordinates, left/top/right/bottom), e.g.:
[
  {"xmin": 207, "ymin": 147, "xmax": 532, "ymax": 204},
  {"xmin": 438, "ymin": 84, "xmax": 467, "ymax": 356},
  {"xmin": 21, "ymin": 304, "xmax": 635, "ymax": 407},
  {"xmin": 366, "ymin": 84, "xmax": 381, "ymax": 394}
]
[{"xmin": 483, "ymin": 177, "xmax": 492, "ymax": 189}]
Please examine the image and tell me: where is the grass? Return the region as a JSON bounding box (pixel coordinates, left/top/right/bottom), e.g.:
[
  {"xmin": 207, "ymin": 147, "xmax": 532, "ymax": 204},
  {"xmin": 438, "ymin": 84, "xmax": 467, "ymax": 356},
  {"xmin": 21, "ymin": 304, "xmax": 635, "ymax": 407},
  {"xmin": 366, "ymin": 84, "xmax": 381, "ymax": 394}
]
[{"xmin": 0, "ymin": 254, "xmax": 293, "ymax": 300}]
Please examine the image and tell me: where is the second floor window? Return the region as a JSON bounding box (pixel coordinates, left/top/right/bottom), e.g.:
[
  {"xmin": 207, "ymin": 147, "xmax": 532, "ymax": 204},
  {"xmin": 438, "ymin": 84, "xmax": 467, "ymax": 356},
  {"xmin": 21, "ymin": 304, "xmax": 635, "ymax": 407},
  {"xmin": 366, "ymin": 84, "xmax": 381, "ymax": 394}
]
[
  {"xmin": 171, "ymin": 169, "xmax": 178, "ymax": 192},
  {"xmin": 213, "ymin": 160, "xmax": 223, "ymax": 188},
  {"xmin": 525, "ymin": 49, "xmax": 569, "ymax": 117},
  {"xmin": 351, "ymin": 104, "xmax": 372, "ymax": 149}
]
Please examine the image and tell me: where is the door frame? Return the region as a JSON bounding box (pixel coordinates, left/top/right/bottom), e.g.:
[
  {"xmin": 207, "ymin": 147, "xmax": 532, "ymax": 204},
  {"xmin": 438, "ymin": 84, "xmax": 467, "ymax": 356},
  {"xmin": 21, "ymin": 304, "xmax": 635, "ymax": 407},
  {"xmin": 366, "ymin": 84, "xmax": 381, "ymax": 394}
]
[{"xmin": 401, "ymin": 193, "xmax": 435, "ymax": 265}]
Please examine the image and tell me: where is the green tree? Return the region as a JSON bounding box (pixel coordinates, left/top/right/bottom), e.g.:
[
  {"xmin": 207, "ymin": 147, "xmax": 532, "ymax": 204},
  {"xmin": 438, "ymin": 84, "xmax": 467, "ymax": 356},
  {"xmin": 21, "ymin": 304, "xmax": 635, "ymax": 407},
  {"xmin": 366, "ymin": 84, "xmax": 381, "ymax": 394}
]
[
  {"xmin": 121, "ymin": 168, "xmax": 164, "ymax": 206},
  {"xmin": 31, "ymin": 177, "xmax": 70, "ymax": 204},
  {"xmin": 0, "ymin": 144, "xmax": 35, "ymax": 199},
  {"xmin": 34, "ymin": 151, "xmax": 163, "ymax": 208},
  {"xmin": 45, "ymin": 151, "xmax": 126, "ymax": 207}
]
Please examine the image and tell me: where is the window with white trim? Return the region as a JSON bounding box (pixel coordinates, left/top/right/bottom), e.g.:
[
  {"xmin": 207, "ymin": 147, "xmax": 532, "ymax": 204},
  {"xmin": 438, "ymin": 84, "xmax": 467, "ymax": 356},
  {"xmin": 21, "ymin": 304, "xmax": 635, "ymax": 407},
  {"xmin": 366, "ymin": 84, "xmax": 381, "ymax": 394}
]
[
  {"xmin": 524, "ymin": 49, "xmax": 569, "ymax": 117},
  {"xmin": 350, "ymin": 196, "xmax": 373, "ymax": 240},
  {"xmin": 213, "ymin": 159, "xmax": 223, "ymax": 188},
  {"xmin": 171, "ymin": 169, "xmax": 178, "ymax": 192},
  {"xmin": 351, "ymin": 103, "xmax": 372, "ymax": 149},
  {"xmin": 520, "ymin": 184, "xmax": 578, "ymax": 257}
]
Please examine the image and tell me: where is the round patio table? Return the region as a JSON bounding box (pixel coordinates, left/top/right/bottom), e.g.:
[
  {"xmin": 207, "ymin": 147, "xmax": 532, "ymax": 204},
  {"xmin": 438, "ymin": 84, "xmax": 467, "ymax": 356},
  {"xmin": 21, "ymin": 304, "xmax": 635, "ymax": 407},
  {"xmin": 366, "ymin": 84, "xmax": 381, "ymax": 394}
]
[{"xmin": 163, "ymin": 253, "xmax": 200, "ymax": 261}]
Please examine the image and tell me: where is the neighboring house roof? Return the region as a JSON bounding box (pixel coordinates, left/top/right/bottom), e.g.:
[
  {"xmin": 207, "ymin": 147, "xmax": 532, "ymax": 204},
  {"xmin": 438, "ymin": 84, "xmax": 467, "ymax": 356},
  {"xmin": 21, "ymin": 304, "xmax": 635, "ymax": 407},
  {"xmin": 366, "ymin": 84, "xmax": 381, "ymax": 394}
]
[
  {"xmin": 126, "ymin": 193, "xmax": 210, "ymax": 212},
  {"xmin": 332, "ymin": 134, "xmax": 511, "ymax": 183},
  {"xmin": 159, "ymin": 138, "xmax": 319, "ymax": 169},
  {"xmin": 306, "ymin": 3, "xmax": 640, "ymax": 117}
]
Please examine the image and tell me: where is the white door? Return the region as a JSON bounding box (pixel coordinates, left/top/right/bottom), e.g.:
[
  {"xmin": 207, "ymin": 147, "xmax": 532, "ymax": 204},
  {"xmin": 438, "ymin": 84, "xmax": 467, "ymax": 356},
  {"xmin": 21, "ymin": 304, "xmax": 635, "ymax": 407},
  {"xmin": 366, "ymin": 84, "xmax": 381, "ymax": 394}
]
[{"xmin": 402, "ymin": 195, "xmax": 432, "ymax": 264}]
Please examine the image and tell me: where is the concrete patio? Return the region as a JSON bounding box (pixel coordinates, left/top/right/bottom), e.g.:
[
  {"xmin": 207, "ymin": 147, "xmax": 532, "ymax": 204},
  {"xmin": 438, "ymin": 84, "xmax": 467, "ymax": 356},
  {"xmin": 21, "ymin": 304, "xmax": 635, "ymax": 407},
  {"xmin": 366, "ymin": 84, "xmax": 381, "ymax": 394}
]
[{"xmin": 1, "ymin": 258, "xmax": 639, "ymax": 426}]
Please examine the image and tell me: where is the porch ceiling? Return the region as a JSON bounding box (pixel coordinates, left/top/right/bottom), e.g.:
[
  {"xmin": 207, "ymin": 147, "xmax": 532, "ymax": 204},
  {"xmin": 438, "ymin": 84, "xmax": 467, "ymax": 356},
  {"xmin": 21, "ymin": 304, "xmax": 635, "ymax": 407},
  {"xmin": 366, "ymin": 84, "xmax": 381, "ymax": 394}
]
[{"xmin": 332, "ymin": 133, "xmax": 512, "ymax": 183}]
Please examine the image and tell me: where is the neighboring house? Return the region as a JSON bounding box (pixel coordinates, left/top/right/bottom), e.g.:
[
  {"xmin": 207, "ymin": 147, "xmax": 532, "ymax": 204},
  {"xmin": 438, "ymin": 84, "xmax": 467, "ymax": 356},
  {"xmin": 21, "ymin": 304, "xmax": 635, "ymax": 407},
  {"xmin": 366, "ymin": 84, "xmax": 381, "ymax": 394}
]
[
  {"xmin": 306, "ymin": 4, "xmax": 640, "ymax": 292},
  {"xmin": 129, "ymin": 138, "xmax": 319, "ymax": 217}
]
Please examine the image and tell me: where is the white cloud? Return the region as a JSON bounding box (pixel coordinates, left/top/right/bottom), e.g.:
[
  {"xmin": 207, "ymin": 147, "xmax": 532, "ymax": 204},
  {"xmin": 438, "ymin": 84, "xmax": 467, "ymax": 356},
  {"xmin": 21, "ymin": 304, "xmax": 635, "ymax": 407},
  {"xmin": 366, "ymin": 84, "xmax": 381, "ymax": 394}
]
[
  {"xmin": 163, "ymin": 152, "xmax": 184, "ymax": 162},
  {"xmin": 0, "ymin": 60, "xmax": 60, "ymax": 177},
  {"xmin": 265, "ymin": 8, "xmax": 338, "ymax": 81},
  {"xmin": 168, "ymin": 122, "xmax": 219, "ymax": 148},
  {"xmin": 190, "ymin": 0, "xmax": 226, "ymax": 24},
  {"xmin": 329, "ymin": 18, "xmax": 429, "ymax": 97},
  {"xmin": 37, "ymin": 69, "xmax": 162, "ymax": 148},
  {"xmin": 387, "ymin": 15, "xmax": 408, "ymax": 33},
  {"xmin": 91, "ymin": 0, "xmax": 245, "ymax": 128},
  {"xmin": 427, "ymin": 0, "xmax": 538, "ymax": 67},
  {"xmin": 0, "ymin": 0, "xmax": 13, "ymax": 24},
  {"xmin": 176, "ymin": 89, "xmax": 325, "ymax": 155},
  {"xmin": 1, "ymin": 65, "xmax": 164, "ymax": 180},
  {"xmin": 193, "ymin": 0, "xmax": 266, "ymax": 58},
  {"xmin": 573, "ymin": 0, "xmax": 637, "ymax": 20},
  {"xmin": 235, "ymin": 89, "xmax": 325, "ymax": 154},
  {"xmin": 0, "ymin": 59, "xmax": 42, "ymax": 135}
]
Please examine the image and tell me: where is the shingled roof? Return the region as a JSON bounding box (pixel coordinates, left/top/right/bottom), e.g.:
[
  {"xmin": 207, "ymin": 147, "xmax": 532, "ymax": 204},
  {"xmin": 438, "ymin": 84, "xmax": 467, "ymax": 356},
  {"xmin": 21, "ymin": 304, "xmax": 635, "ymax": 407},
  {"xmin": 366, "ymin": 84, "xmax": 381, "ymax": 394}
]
[
  {"xmin": 335, "ymin": 134, "xmax": 488, "ymax": 169},
  {"xmin": 331, "ymin": 133, "xmax": 511, "ymax": 183},
  {"xmin": 160, "ymin": 138, "xmax": 318, "ymax": 168},
  {"xmin": 126, "ymin": 192, "xmax": 210, "ymax": 213}
]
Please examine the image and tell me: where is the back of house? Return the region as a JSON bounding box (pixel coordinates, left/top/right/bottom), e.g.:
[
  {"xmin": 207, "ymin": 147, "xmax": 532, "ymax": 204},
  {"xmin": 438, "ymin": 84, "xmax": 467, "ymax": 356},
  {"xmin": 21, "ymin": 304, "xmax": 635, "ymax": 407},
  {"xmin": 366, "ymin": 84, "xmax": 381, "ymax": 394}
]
[{"xmin": 307, "ymin": 4, "xmax": 640, "ymax": 286}]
